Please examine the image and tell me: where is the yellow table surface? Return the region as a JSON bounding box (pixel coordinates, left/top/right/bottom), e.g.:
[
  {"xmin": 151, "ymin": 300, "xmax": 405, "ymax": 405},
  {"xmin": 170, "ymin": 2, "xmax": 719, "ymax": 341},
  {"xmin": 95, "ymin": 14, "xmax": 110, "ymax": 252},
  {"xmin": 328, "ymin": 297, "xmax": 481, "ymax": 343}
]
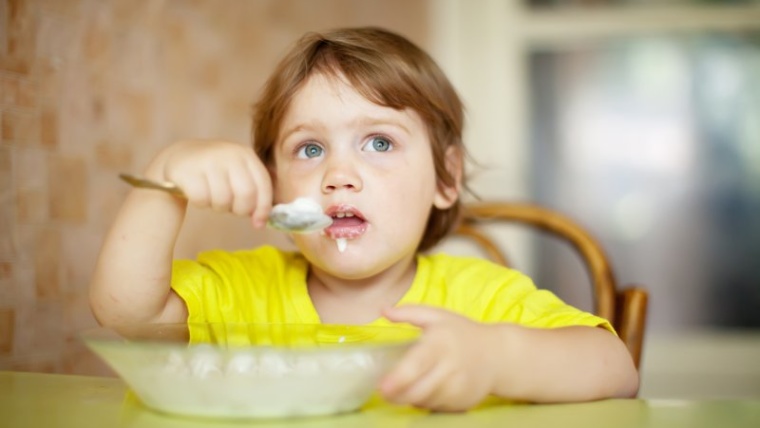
[{"xmin": 1, "ymin": 371, "xmax": 759, "ymax": 428}]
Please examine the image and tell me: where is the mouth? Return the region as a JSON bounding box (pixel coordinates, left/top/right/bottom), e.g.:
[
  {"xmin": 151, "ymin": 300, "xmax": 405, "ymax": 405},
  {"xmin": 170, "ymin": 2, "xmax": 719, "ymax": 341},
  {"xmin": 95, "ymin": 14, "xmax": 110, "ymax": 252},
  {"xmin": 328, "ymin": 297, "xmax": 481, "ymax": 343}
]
[{"xmin": 323, "ymin": 204, "xmax": 368, "ymax": 239}]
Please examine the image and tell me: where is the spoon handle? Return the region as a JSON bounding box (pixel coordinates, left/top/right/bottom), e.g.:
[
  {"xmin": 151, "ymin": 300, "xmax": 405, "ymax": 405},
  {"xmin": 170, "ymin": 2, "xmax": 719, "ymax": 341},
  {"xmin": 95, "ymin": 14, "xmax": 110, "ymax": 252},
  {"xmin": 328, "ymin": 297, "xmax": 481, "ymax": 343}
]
[
  {"xmin": 119, "ymin": 173, "xmax": 187, "ymax": 198},
  {"xmin": 118, "ymin": 173, "xmax": 332, "ymax": 234}
]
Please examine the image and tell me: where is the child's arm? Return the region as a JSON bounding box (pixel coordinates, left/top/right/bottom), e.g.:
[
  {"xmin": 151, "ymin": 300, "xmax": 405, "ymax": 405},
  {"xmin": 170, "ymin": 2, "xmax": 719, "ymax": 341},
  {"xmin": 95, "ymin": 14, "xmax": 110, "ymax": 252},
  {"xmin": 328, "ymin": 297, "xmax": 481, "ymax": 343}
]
[
  {"xmin": 381, "ymin": 305, "xmax": 639, "ymax": 411},
  {"xmin": 89, "ymin": 140, "xmax": 272, "ymax": 327}
]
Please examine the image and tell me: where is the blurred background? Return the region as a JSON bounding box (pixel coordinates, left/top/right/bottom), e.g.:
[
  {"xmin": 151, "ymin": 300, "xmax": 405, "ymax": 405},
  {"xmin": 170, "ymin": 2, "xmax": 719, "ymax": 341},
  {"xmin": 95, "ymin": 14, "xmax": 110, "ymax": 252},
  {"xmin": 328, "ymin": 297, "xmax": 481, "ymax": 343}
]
[{"xmin": 1, "ymin": 0, "xmax": 759, "ymax": 399}]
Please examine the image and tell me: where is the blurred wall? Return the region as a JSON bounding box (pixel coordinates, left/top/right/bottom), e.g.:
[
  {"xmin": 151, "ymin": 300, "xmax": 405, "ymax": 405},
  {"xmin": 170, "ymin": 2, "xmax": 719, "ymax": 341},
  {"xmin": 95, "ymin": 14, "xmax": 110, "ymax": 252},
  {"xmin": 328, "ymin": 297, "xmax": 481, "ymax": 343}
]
[{"xmin": 0, "ymin": 0, "xmax": 432, "ymax": 374}]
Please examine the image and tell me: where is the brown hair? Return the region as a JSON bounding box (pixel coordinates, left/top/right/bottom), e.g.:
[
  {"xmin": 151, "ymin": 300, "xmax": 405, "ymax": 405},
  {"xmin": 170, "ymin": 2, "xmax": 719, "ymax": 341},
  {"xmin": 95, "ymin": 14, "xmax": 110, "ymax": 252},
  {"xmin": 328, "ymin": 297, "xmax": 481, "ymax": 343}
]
[{"xmin": 252, "ymin": 27, "xmax": 465, "ymax": 252}]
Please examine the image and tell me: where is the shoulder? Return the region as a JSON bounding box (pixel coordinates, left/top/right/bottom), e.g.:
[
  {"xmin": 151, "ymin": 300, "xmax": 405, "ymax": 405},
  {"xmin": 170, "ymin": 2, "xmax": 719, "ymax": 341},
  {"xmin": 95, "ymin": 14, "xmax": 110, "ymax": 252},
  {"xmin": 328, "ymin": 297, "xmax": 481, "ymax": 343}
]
[
  {"xmin": 174, "ymin": 245, "xmax": 307, "ymax": 282},
  {"xmin": 195, "ymin": 245, "xmax": 305, "ymax": 269},
  {"xmin": 412, "ymin": 252, "xmax": 539, "ymax": 322},
  {"xmin": 417, "ymin": 253, "xmax": 609, "ymax": 329},
  {"xmin": 419, "ymin": 252, "xmax": 529, "ymax": 285},
  {"xmin": 417, "ymin": 252, "xmax": 537, "ymax": 303}
]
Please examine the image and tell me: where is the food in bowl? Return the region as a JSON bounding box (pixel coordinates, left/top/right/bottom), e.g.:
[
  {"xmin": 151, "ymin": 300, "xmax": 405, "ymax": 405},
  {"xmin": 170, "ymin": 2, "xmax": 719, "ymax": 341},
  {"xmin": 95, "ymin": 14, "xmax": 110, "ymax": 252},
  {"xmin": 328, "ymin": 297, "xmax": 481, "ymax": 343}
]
[{"xmin": 81, "ymin": 322, "xmax": 419, "ymax": 419}]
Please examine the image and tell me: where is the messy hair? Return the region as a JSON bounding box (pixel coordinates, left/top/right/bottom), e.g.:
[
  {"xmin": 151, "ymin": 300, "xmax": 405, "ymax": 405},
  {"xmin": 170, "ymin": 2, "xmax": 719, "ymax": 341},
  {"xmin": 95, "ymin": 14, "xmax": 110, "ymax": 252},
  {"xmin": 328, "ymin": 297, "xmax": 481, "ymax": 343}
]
[{"xmin": 252, "ymin": 27, "xmax": 465, "ymax": 252}]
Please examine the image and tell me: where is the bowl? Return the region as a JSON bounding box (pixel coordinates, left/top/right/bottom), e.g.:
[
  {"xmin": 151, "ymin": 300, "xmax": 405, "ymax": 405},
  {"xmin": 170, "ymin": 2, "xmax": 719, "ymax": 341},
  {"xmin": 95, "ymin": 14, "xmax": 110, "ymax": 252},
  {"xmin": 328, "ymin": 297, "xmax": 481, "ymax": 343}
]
[{"xmin": 81, "ymin": 322, "xmax": 419, "ymax": 419}]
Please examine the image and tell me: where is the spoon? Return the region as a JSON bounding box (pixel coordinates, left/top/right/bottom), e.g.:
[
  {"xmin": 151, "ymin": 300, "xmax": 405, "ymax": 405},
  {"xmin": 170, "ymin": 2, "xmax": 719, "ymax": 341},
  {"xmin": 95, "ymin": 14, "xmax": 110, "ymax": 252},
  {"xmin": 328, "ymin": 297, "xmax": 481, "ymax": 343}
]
[{"xmin": 118, "ymin": 173, "xmax": 333, "ymax": 233}]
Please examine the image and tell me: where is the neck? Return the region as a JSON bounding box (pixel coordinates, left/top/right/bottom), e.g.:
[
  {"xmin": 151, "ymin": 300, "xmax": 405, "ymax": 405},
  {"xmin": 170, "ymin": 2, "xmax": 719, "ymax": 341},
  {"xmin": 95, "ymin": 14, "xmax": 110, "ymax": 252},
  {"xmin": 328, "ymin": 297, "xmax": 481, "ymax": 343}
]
[{"xmin": 307, "ymin": 254, "xmax": 418, "ymax": 324}]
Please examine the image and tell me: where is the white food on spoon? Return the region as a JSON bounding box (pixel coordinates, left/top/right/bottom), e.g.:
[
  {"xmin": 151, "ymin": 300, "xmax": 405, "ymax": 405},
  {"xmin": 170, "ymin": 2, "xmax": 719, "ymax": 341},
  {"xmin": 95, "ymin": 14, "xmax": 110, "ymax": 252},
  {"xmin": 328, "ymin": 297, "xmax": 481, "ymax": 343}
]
[
  {"xmin": 286, "ymin": 197, "xmax": 323, "ymax": 214},
  {"xmin": 336, "ymin": 238, "xmax": 347, "ymax": 253},
  {"xmin": 268, "ymin": 197, "xmax": 331, "ymax": 232}
]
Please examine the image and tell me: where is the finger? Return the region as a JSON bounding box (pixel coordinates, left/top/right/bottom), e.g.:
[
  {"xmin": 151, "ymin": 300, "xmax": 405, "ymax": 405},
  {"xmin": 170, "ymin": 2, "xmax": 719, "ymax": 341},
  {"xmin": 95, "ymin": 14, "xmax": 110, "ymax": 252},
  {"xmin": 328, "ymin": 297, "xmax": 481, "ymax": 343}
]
[
  {"xmin": 248, "ymin": 159, "xmax": 272, "ymax": 229},
  {"xmin": 180, "ymin": 175, "xmax": 211, "ymax": 207},
  {"xmin": 379, "ymin": 341, "xmax": 437, "ymax": 400},
  {"xmin": 422, "ymin": 372, "xmax": 473, "ymax": 412},
  {"xmin": 391, "ymin": 358, "xmax": 451, "ymax": 409},
  {"xmin": 228, "ymin": 164, "xmax": 257, "ymax": 216},
  {"xmin": 383, "ymin": 305, "xmax": 448, "ymax": 329},
  {"xmin": 206, "ymin": 171, "xmax": 233, "ymax": 212}
]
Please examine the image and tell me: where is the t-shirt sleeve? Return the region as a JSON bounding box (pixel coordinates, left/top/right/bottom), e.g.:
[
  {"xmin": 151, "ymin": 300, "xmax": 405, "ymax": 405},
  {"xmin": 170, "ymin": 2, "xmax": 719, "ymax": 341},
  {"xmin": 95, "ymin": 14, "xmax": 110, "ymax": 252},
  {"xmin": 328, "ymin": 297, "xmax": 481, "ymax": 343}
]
[
  {"xmin": 171, "ymin": 258, "xmax": 226, "ymax": 324},
  {"xmin": 169, "ymin": 246, "xmax": 314, "ymax": 327},
  {"xmin": 481, "ymin": 270, "xmax": 615, "ymax": 334}
]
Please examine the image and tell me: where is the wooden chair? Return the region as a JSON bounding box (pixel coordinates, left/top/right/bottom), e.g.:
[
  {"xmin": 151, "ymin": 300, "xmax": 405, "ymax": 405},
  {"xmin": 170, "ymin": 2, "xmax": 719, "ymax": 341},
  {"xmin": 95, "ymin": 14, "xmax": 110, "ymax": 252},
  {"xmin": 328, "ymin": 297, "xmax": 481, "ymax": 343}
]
[{"xmin": 453, "ymin": 202, "xmax": 648, "ymax": 369}]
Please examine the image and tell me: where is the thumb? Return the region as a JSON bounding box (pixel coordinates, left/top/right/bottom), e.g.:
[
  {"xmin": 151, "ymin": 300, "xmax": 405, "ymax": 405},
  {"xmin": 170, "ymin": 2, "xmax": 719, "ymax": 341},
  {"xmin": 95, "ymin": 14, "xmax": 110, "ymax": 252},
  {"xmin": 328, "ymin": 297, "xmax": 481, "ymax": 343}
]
[{"xmin": 383, "ymin": 305, "xmax": 447, "ymax": 329}]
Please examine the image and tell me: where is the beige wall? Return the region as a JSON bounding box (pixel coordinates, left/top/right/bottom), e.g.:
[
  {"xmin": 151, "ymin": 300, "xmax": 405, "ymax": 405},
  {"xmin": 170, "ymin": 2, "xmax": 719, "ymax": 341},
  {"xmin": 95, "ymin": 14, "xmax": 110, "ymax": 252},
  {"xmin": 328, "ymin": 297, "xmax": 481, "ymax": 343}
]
[{"xmin": 0, "ymin": 0, "xmax": 431, "ymax": 375}]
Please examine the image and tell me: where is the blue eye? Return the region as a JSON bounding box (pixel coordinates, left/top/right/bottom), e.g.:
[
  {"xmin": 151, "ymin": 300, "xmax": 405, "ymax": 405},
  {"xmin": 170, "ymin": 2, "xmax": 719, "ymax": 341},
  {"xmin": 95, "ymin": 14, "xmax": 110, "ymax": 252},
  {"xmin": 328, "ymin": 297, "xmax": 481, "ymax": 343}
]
[
  {"xmin": 297, "ymin": 143, "xmax": 323, "ymax": 159},
  {"xmin": 364, "ymin": 136, "xmax": 393, "ymax": 152}
]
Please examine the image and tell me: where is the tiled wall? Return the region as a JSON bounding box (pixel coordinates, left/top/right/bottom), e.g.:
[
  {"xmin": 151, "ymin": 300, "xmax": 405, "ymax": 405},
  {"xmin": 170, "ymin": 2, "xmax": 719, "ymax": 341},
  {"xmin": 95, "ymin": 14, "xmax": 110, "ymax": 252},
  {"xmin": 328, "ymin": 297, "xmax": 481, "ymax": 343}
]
[{"xmin": 0, "ymin": 0, "xmax": 430, "ymax": 375}]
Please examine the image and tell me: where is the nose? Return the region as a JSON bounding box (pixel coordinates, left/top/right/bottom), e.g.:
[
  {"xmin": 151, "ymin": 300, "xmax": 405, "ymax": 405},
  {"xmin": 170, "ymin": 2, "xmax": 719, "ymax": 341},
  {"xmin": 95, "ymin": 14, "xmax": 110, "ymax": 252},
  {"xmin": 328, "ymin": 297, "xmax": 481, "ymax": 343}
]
[{"xmin": 321, "ymin": 154, "xmax": 363, "ymax": 194}]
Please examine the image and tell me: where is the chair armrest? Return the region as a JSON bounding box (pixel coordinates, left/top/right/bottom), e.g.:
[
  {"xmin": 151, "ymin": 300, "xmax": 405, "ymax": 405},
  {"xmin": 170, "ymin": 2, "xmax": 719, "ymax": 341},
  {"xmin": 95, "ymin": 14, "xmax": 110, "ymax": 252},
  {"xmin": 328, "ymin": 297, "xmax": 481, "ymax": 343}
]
[{"xmin": 615, "ymin": 285, "xmax": 649, "ymax": 369}]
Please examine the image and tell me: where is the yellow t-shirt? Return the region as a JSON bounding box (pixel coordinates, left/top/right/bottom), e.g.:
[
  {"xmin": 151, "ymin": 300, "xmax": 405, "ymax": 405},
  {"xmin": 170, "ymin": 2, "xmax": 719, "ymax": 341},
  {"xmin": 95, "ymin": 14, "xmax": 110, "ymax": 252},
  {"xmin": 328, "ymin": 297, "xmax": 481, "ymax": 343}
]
[{"xmin": 171, "ymin": 245, "xmax": 613, "ymax": 333}]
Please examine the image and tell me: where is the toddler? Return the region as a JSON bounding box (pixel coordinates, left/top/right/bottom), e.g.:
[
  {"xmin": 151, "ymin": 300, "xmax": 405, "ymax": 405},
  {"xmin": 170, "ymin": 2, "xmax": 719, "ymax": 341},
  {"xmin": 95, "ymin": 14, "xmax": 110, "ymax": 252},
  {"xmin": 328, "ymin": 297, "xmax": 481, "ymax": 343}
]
[{"xmin": 90, "ymin": 27, "xmax": 639, "ymax": 411}]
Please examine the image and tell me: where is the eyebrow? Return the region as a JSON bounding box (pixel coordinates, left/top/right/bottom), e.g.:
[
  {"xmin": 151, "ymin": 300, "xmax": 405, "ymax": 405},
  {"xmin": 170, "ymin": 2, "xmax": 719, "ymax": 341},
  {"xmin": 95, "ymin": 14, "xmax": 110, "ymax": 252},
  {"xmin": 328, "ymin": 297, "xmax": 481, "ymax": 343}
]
[
  {"xmin": 279, "ymin": 123, "xmax": 322, "ymax": 144},
  {"xmin": 280, "ymin": 116, "xmax": 412, "ymax": 143},
  {"xmin": 353, "ymin": 117, "xmax": 412, "ymax": 135}
]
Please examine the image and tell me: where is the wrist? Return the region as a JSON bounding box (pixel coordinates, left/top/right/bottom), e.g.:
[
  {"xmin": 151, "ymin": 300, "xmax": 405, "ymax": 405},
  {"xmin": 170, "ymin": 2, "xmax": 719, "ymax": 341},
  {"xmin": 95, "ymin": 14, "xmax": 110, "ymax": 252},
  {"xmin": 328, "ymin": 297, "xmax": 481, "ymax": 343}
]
[{"xmin": 488, "ymin": 323, "xmax": 529, "ymax": 399}]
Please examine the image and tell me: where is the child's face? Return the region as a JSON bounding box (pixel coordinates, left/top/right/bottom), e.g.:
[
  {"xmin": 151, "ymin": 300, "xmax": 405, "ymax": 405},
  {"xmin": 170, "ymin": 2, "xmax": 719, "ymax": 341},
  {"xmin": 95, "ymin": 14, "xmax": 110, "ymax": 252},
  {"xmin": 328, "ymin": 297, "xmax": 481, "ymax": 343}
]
[{"xmin": 272, "ymin": 72, "xmax": 456, "ymax": 278}]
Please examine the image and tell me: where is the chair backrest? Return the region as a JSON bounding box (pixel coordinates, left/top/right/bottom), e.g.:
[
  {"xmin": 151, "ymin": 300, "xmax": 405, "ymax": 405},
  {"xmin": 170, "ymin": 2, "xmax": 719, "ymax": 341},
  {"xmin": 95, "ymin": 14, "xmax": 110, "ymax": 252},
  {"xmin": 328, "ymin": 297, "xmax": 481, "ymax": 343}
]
[{"xmin": 453, "ymin": 202, "xmax": 648, "ymax": 369}]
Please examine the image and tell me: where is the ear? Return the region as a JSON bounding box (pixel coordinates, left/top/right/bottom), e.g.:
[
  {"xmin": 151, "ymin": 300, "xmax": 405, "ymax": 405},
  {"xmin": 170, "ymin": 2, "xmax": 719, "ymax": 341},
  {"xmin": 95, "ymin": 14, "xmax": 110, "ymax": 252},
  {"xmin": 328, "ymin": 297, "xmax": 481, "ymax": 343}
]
[{"xmin": 433, "ymin": 145, "xmax": 462, "ymax": 210}]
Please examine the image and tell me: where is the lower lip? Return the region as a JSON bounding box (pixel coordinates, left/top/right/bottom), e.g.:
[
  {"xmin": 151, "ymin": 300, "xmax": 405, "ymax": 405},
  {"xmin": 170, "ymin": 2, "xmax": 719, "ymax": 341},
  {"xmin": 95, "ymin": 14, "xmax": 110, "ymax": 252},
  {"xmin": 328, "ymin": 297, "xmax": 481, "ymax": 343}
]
[{"xmin": 324, "ymin": 223, "xmax": 367, "ymax": 240}]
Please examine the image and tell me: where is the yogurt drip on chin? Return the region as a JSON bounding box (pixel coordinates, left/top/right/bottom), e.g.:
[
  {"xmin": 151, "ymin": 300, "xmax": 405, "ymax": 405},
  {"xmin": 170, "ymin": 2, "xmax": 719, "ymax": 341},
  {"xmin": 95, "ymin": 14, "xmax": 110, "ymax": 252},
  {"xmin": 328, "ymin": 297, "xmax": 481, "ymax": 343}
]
[{"xmin": 336, "ymin": 238, "xmax": 347, "ymax": 253}]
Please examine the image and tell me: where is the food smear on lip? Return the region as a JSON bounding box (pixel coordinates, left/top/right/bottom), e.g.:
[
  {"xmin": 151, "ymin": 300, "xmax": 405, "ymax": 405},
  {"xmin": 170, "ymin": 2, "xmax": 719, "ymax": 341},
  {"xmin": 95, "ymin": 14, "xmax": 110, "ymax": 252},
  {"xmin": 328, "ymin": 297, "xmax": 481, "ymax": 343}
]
[{"xmin": 324, "ymin": 205, "xmax": 367, "ymax": 240}]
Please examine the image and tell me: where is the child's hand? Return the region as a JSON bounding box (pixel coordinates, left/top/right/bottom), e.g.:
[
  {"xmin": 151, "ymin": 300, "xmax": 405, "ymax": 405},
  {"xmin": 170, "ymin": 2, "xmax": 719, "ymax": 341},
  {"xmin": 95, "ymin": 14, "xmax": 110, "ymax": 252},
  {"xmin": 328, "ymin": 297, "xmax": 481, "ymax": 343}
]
[
  {"xmin": 146, "ymin": 140, "xmax": 273, "ymax": 228},
  {"xmin": 380, "ymin": 305, "xmax": 502, "ymax": 412}
]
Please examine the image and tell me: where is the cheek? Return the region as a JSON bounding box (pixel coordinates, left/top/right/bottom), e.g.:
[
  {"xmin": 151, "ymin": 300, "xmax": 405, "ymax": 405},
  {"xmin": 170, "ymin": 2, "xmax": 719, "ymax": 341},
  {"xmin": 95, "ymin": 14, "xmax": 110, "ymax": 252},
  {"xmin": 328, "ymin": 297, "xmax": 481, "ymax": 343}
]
[
  {"xmin": 379, "ymin": 172, "xmax": 437, "ymax": 217},
  {"xmin": 273, "ymin": 163, "xmax": 318, "ymax": 201},
  {"xmin": 271, "ymin": 164, "xmax": 295, "ymax": 202}
]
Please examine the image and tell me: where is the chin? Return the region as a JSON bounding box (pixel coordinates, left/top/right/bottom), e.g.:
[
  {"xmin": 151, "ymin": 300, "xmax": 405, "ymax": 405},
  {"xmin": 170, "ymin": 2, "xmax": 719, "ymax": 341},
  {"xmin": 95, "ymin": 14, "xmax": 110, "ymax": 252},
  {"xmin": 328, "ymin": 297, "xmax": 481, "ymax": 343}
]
[
  {"xmin": 296, "ymin": 234, "xmax": 415, "ymax": 277},
  {"xmin": 296, "ymin": 235, "xmax": 360, "ymax": 256},
  {"xmin": 312, "ymin": 263, "xmax": 379, "ymax": 281},
  {"xmin": 301, "ymin": 247, "xmax": 382, "ymax": 279}
]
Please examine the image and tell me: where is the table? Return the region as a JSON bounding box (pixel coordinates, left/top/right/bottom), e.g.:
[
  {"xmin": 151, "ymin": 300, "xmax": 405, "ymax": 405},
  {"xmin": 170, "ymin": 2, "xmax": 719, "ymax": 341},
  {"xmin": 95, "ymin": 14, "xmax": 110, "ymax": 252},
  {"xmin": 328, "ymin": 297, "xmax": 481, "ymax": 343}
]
[{"xmin": 1, "ymin": 371, "xmax": 759, "ymax": 428}]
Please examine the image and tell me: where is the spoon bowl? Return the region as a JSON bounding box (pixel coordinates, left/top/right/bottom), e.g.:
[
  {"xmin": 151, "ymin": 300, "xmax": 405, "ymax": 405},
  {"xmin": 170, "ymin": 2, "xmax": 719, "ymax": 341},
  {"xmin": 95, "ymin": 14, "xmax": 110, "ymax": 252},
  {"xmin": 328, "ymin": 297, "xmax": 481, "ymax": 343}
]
[{"xmin": 118, "ymin": 174, "xmax": 332, "ymax": 233}]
